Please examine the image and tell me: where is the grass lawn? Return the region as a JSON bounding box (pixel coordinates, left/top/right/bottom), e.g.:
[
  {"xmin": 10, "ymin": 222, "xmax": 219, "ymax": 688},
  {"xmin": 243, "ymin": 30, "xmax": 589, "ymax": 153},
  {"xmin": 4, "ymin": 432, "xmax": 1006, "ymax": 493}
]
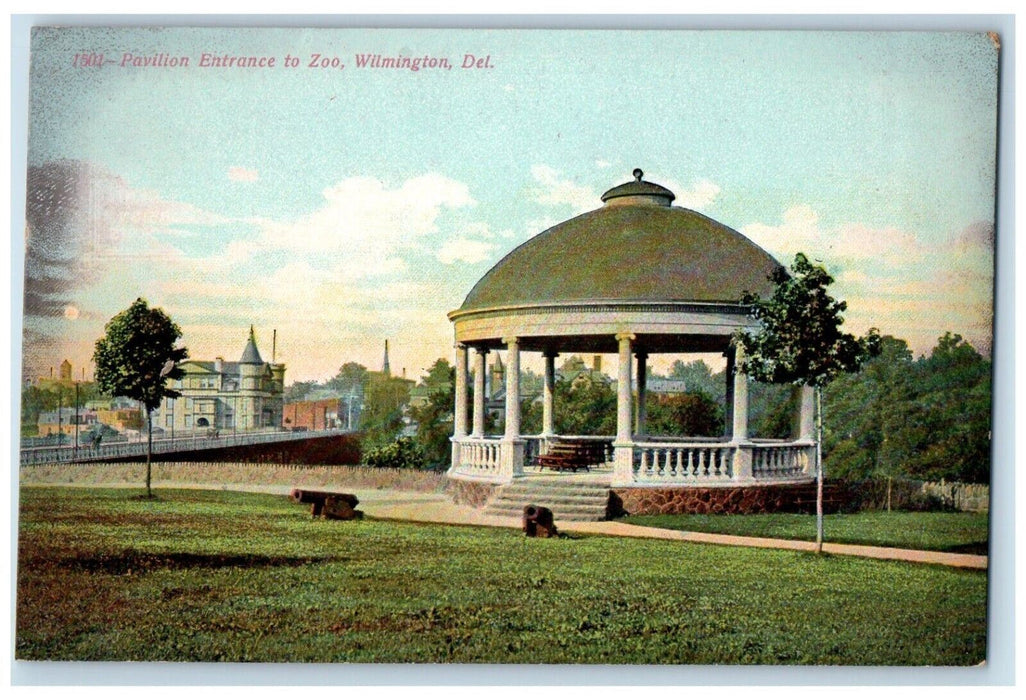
[
  {"xmin": 619, "ymin": 511, "xmax": 989, "ymax": 554},
  {"xmin": 17, "ymin": 487, "xmax": 986, "ymax": 665}
]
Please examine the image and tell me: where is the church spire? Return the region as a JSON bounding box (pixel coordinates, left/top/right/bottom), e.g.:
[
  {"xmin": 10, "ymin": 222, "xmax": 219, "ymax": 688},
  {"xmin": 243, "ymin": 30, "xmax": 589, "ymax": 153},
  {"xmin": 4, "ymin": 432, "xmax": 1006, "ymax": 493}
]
[{"xmin": 382, "ymin": 340, "xmax": 391, "ymax": 376}]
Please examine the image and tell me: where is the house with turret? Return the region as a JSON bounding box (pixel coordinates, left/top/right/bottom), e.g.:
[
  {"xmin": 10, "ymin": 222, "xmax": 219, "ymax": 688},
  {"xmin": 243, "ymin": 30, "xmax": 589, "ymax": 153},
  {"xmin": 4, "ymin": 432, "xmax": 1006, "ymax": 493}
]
[{"xmin": 156, "ymin": 327, "xmax": 285, "ymax": 433}]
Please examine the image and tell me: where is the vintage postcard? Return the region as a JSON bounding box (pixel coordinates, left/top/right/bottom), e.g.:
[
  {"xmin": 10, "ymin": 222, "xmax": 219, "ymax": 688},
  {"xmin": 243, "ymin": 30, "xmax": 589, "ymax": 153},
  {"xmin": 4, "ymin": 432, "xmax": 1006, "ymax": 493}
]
[{"xmin": 14, "ymin": 24, "xmax": 1001, "ymax": 677}]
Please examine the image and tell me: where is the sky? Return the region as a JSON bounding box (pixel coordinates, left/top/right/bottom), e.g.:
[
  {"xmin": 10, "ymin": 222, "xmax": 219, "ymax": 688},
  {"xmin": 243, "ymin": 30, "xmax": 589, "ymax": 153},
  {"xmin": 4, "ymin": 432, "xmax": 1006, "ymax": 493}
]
[{"xmin": 19, "ymin": 27, "xmax": 999, "ymax": 384}]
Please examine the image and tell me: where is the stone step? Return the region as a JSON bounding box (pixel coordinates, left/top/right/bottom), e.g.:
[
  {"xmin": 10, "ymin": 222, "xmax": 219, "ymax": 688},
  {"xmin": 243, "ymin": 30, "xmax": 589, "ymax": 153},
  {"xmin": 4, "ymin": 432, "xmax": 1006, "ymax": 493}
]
[
  {"xmin": 481, "ymin": 504, "xmax": 609, "ymax": 522},
  {"xmin": 482, "ymin": 480, "xmax": 612, "ymax": 521},
  {"xmin": 488, "ymin": 490, "xmax": 607, "ymax": 500},
  {"xmin": 497, "ymin": 487, "xmax": 609, "ymax": 499},
  {"xmin": 500, "ymin": 482, "xmax": 610, "ymax": 494}
]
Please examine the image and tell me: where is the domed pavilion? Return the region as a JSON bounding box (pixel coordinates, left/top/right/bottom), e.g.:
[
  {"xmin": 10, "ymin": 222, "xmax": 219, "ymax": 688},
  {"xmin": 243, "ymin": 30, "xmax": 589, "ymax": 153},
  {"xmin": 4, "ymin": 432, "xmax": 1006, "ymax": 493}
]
[{"xmin": 446, "ymin": 170, "xmax": 816, "ymax": 512}]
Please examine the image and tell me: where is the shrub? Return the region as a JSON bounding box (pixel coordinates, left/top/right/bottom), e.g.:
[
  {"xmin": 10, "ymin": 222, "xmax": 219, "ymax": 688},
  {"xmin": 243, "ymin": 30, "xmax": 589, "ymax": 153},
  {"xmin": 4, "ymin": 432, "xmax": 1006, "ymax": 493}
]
[{"xmin": 364, "ymin": 437, "xmax": 427, "ymax": 470}]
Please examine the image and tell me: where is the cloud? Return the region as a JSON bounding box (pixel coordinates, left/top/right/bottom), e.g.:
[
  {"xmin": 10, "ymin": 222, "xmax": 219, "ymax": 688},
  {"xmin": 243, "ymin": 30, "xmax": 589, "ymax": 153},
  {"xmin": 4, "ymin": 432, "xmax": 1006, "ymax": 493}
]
[
  {"xmin": 664, "ymin": 178, "xmax": 722, "ymax": 210},
  {"xmin": 595, "ymin": 159, "xmax": 612, "ymax": 169},
  {"xmin": 255, "ymin": 173, "xmax": 475, "ymax": 277},
  {"xmin": 740, "ymin": 207, "xmax": 993, "ymax": 356},
  {"xmin": 528, "ymin": 165, "xmax": 598, "ymax": 215},
  {"xmin": 227, "ymin": 166, "xmax": 259, "ymax": 182},
  {"xmin": 436, "ymin": 237, "xmax": 496, "ymax": 264},
  {"xmin": 741, "ymin": 204, "xmax": 927, "ymax": 269}
]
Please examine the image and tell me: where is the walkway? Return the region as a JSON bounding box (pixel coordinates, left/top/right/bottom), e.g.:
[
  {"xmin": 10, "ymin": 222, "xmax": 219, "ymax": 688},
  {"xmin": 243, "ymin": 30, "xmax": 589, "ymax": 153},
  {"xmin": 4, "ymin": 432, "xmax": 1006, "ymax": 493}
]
[
  {"xmin": 356, "ymin": 489, "xmax": 987, "ymax": 570},
  {"xmin": 26, "ymin": 480, "xmax": 988, "ymax": 571}
]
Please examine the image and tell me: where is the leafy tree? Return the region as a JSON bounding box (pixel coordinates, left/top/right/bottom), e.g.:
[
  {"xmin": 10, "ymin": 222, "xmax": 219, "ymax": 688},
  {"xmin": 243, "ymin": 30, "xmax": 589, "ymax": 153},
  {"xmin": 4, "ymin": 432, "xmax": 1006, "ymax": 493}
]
[
  {"xmin": 327, "ymin": 362, "xmax": 369, "ymax": 397},
  {"xmin": 284, "ymin": 380, "xmax": 318, "ymax": 403},
  {"xmin": 361, "ymin": 372, "xmax": 412, "ymax": 451},
  {"xmin": 92, "ymin": 298, "xmax": 188, "ymax": 497},
  {"xmin": 646, "ymin": 391, "xmax": 723, "ymax": 437},
  {"xmin": 897, "ymin": 334, "xmax": 991, "ymax": 483},
  {"xmin": 667, "ymin": 359, "xmax": 725, "ymax": 403},
  {"xmin": 821, "ymin": 333, "xmax": 991, "ymax": 486},
  {"xmin": 407, "ymin": 359, "xmax": 455, "ymax": 470},
  {"xmin": 823, "ymin": 336, "xmax": 915, "ymax": 482},
  {"xmin": 750, "ymin": 383, "xmax": 800, "ymax": 439},
  {"xmin": 553, "ymin": 373, "xmax": 617, "ymax": 435},
  {"xmin": 735, "ymin": 253, "xmax": 880, "ymax": 551}
]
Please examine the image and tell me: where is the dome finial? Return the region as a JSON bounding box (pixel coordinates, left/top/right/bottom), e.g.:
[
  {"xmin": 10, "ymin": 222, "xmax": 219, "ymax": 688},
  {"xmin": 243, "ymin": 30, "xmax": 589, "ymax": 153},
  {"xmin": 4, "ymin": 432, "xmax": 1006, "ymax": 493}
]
[{"xmin": 633, "ymin": 168, "xmax": 644, "ymax": 182}]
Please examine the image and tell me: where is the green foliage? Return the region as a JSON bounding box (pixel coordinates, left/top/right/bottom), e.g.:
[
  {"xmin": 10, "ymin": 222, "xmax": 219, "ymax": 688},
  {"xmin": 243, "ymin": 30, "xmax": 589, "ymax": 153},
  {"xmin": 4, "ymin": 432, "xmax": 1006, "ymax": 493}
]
[
  {"xmin": 750, "ymin": 383, "xmax": 800, "ymax": 439},
  {"xmin": 283, "ymin": 380, "xmax": 319, "ymax": 403},
  {"xmin": 91, "ymin": 298, "xmax": 188, "ymax": 496},
  {"xmin": 667, "ymin": 359, "xmax": 724, "ymax": 403},
  {"xmin": 92, "ymin": 298, "xmax": 188, "ymax": 412},
  {"xmin": 407, "ymin": 359, "xmax": 455, "ymax": 470},
  {"xmin": 825, "ymin": 333, "xmax": 991, "ymax": 483},
  {"xmin": 363, "ymin": 437, "xmax": 427, "ymax": 470},
  {"xmin": 326, "ymin": 362, "xmax": 369, "ymax": 396},
  {"xmin": 736, "ymin": 253, "xmax": 881, "ymax": 387},
  {"xmin": 645, "ymin": 391, "xmax": 724, "ymax": 437},
  {"xmin": 360, "ymin": 373, "xmax": 413, "ymax": 450},
  {"xmin": 17, "ymin": 487, "xmax": 986, "ymax": 665},
  {"xmin": 553, "ymin": 374, "xmax": 617, "ymax": 435}
]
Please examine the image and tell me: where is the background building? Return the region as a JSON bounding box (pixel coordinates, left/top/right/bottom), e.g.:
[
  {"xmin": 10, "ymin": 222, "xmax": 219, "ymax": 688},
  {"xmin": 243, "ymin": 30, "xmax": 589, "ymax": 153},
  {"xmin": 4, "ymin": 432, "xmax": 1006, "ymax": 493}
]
[
  {"xmin": 282, "ymin": 398, "xmax": 345, "ymax": 431},
  {"xmin": 157, "ymin": 327, "xmax": 285, "ymax": 433}
]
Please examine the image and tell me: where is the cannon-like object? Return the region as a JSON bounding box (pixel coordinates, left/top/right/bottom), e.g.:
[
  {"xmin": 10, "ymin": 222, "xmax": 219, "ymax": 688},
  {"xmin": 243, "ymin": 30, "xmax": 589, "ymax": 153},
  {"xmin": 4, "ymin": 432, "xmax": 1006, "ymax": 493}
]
[
  {"xmin": 523, "ymin": 504, "xmax": 557, "ymax": 538},
  {"xmin": 290, "ymin": 489, "xmax": 361, "ymax": 519}
]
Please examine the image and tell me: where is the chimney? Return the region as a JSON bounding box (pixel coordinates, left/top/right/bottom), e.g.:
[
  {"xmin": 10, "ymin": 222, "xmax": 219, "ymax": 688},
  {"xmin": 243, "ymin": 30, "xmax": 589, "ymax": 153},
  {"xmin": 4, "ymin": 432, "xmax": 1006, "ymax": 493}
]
[
  {"xmin": 215, "ymin": 357, "xmax": 224, "ymax": 373},
  {"xmin": 382, "ymin": 340, "xmax": 391, "ymax": 376},
  {"xmin": 593, "ymin": 355, "xmax": 602, "ymax": 372}
]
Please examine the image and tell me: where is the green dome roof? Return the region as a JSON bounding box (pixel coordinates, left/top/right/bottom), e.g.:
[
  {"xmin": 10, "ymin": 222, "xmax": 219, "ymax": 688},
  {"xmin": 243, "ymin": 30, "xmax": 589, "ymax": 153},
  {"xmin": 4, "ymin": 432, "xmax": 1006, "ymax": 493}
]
[{"xmin": 459, "ymin": 173, "xmax": 783, "ymax": 312}]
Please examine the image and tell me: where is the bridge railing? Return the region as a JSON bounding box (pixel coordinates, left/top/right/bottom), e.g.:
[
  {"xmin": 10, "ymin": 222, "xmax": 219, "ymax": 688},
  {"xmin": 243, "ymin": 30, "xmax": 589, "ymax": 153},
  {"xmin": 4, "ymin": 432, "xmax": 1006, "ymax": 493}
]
[{"xmin": 19, "ymin": 428, "xmax": 357, "ymax": 466}]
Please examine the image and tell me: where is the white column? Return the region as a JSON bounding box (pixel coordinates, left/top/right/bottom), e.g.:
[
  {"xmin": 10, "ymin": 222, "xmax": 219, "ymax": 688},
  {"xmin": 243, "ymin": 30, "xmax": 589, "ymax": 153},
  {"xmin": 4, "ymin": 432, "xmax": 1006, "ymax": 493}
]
[
  {"xmin": 472, "ymin": 347, "xmax": 488, "ymax": 438},
  {"xmin": 731, "ymin": 343, "xmax": 753, "ymax": 481},
  {"xmin": 503, "ymin": 337, "xmax": 521, "ymax": 439},
  {"xmin": 453, "ymin": 344, "xmax": 468, "ymax": 439},
  {"xmin": 502, "ymin": 337, "xmax": 524, "ymax": 479},
  {"xmin": 799, "ymin": 384, "xmax": 816, "ymax": 441},
  {"xmin": 732, "ymin": 344, "xmax": 749, "ymax": 441},
  {"xmin": 635, "ymin": 351, "xmax": 648, "ymax": 436},
  {"xmin": 616, "ymin": 334, "xmax": 634, "ymax": 443},
  {"xmin": 613, "ymin": 333, "xmax": 636, "ymax": 484},
  {"xmin": 542, "ymin": 351, "xmax": 557, "ymax": 437}
]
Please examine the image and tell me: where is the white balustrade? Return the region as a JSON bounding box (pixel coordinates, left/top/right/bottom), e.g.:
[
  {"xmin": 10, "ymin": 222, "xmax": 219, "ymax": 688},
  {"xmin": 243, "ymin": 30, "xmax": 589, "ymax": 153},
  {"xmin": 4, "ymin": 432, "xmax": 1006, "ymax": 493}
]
[
  {"xmin": 751, "ymin": 443, "xmax": 813, "ymax": 479},
  {"xmin": 628, "ymin": 440, "xmax": 815, "ymax": 485},
  {"xmin": 452, "ymin": 437, "xmax": 504, "ymax": 479},
  {"xmin": 633, "ymin": 442, "xmax": 736, "ymax": 483}
]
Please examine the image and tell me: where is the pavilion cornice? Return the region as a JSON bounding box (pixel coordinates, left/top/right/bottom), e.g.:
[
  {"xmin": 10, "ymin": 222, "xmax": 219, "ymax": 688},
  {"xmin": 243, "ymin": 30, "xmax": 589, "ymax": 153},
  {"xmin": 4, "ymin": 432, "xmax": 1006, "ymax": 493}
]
[{"xmin": 448, "ymin": 299, "xmax": 753, "ymax": 323}]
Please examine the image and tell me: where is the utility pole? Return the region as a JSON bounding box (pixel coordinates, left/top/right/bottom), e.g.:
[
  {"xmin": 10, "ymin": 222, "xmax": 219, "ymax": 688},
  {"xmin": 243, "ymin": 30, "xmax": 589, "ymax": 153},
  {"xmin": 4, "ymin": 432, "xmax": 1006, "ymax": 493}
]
[{"xmin": 74, "ymin": 381, "xmax": 80, "ymax": 459}]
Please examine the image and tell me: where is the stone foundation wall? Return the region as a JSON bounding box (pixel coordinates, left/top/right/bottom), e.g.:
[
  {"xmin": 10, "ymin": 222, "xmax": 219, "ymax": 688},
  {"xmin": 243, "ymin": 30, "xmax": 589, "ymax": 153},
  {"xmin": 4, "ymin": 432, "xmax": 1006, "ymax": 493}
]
[
  {"xmin": 611, "ymin": 482, "xmax": 850, "ymax": 516},
  {"xmin": 444, "ymin": 478, "xmax": 499, "ymax": 508}
]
